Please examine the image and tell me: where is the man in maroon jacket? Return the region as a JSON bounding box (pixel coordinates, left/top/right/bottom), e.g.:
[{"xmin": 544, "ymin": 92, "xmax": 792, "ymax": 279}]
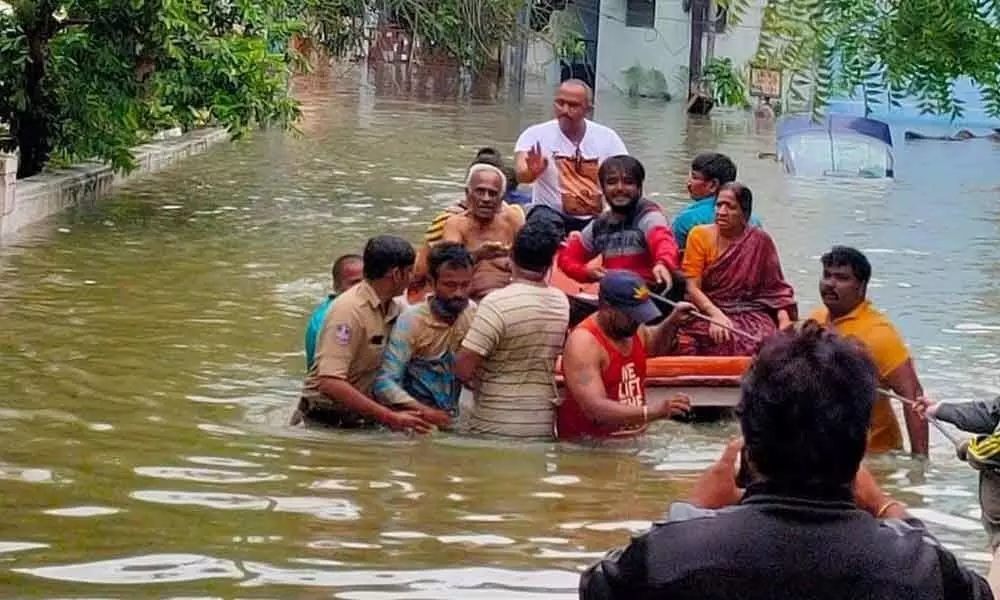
[{"xmin": 557, "ymin": 155, "xmax": 685, "ymax": 319}]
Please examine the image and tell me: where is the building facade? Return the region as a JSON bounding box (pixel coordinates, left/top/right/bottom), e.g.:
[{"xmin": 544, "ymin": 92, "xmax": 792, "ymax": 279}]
[{"xmin": 527, "ymin": 0, "xmax": 765, "ymax": 100}]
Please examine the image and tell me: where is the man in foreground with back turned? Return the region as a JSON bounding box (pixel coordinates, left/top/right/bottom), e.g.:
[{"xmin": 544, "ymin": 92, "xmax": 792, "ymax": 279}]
[
  {"xmin": 455, "ymin": 221, "xmax": 569, "ymax": 439},
  {"xmin": 580, "ymin": 321, "xmax": 992, "ymax": 600}
]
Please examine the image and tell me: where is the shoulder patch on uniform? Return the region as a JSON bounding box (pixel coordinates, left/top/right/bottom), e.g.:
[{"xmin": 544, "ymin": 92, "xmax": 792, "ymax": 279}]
[{"xmin": 335, "ymin": 323, "xmax": 351, "ymax": 345}]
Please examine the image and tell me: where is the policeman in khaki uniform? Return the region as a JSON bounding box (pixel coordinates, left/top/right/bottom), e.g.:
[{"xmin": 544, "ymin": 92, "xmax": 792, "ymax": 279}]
[{"xmin": 294, "ymin": 235, "xmax": 433, "ymax": 434}]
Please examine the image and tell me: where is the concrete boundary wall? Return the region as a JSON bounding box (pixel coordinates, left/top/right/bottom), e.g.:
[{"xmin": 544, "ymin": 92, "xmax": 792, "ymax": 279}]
[{"xmin": 0, "ymin": 128, "xmax": 229, "ymax": 242}]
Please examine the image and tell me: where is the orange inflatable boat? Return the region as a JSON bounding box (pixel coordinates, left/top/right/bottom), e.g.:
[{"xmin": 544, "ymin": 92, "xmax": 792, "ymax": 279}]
[{"xmin": 548, "ymin": 247, "xmax": 749, "ymax": 414}]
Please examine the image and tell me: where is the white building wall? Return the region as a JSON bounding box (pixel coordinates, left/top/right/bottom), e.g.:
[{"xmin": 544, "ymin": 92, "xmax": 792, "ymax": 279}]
[
  {"xmin": 595, "ymin": 0, "xmax": 765, "ymax": 97},
  {"xmin": 525, "ymin": 36, "xmax": 558, "ymax": 86},
  {"xmin": 712, "ymin": 1, "xmax": 765, "ymax": 66}
]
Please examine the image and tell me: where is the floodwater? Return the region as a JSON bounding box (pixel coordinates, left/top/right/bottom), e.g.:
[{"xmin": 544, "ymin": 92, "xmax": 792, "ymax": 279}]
[{"xmin": 2, "ymin": 65, "xmax": 1000, "ymax": 597}]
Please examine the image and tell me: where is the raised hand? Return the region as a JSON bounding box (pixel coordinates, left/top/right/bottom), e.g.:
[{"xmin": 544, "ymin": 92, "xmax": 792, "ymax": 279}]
[
  {"xmin": 526, "ymin": 142, "xmax": 548, "ymax": 181},
  {"xmin": 688, "ymin": 438, "xmax": 745, "ymax": 510}
]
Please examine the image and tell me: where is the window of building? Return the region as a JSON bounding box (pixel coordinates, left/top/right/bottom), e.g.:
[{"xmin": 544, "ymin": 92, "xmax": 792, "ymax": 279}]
[{"xmin": 625, "ymin": 0, "xmax": 656, "ymax": 28}]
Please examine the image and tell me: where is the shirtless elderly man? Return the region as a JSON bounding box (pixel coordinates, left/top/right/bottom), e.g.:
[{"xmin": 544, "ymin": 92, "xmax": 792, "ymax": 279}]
[{"xmin": 438, "ymin": 163, "xmax": 525, "ymax": 301}]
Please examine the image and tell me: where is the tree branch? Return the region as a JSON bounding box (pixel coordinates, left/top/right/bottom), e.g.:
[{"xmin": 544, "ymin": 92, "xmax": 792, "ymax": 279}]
[{"xmin": 54, "ymin": 18, "xmax": 93, "ymax": 32}]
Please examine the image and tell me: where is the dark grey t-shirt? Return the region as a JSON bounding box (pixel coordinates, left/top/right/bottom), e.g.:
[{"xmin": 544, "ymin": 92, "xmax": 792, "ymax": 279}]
[{"xmin": 581, "ymin": 486, "xmax": 992, "ymax": 600}]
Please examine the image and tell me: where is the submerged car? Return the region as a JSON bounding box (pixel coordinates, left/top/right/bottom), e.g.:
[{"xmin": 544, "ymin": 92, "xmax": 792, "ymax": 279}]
[{"xmin": 775, "ymin": 114, "xmax": 894, "ymax": 179}]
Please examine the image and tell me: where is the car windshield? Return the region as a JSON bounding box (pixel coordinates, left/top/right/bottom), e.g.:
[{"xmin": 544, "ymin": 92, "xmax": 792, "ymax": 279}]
[{"xmin": 778, "ymin": 132, "xmax": 893, "ymax": 178}]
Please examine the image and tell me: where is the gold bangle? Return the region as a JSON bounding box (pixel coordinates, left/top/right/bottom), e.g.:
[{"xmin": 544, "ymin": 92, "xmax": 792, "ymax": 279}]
[{"xmin": 876, "ymin": 499, "xmax": 904, "ymax": 519}]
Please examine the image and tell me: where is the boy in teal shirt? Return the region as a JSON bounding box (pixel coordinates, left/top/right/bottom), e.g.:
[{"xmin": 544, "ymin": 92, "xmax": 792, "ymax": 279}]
[
  {"xmin": 672, "ymin": 152, "xmax": 761, "ymax": 252},
  {"xmin": 304, "ymin": 254, "xmax": 363, "ymax": 371}
]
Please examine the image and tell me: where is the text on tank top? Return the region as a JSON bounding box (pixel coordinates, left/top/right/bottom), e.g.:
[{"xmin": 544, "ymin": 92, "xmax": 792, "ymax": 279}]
[{"xmin": 557, "ymin": 315, "xmax": 648, "ymax": 439}]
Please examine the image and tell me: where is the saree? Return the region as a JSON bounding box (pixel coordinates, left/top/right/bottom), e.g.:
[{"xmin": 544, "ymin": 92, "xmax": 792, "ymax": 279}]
[{"xmin": 677, "ymin": 227, "xmax": 797, "ymax": 356}]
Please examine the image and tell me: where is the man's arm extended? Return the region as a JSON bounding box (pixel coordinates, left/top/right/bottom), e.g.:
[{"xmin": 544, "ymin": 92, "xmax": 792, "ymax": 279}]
[
  {"xmin": 885, "ymin": 359, "xmax": 929, "ymax": 456},
  {"xmin": 558, "ymin": 222, "xmax": 600, "ymax": 282}
]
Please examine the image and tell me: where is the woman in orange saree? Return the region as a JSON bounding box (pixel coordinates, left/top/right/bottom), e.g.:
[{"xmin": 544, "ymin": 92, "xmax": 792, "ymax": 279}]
[{"xmin": 677, "ymin": 182, "xmax": 797, "ymax": 356}]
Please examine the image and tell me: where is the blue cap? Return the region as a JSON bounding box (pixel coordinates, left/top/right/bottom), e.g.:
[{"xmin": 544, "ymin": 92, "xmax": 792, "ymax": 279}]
[{"xmin": 599, "ymin": 270, "xmax": 661, "ymax": 324}]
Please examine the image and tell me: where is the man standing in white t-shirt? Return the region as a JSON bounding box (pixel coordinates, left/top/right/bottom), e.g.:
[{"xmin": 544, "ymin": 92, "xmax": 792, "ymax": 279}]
[{"xmin": 514, "ymin": 79, "xmax": 628, "ymax": 234}]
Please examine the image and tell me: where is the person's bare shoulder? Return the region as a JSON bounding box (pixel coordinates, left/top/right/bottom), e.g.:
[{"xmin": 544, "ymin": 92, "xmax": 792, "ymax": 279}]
[
  {"xmin": 565, "ymin": 326, "xmax": 604, "ymax": 366},
  {"xmin": 440, "ymin": 211, "xmax": 471, "ymax": 242},
  {"xmin": 502, "ymin": 204, "xmax": 524, "ymax": 228}
]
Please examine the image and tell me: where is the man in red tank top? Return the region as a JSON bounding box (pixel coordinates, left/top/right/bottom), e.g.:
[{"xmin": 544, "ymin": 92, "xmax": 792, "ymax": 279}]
[{"xmin": 557, "ymin": 270, "xmax": 693, "ymax": 441}]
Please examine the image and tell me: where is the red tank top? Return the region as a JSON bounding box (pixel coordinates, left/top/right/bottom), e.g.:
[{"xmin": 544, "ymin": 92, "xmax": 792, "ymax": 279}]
[{"xmin": 556, "ymin": 314, "xmax": 648, "ymax": 440}]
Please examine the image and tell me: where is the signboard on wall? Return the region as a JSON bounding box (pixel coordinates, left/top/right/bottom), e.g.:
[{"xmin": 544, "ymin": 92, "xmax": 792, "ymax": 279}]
[{"xmin": 749, "ymin": 66, "xmax": 782, "ymax": 98}]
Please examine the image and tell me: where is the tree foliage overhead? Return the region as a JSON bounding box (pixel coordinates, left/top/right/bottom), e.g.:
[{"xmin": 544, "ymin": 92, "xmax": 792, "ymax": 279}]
[
  {"xmin": 0, "ymin": 0, "xmax": 303, "ymax": 178},
  {"xmin": 301, "ymin": 0, "xmax": 523, "ymax": 70},
  {"xmin": 735, "ymin": 0, "xmax": 1000, "ymax": 120},
  {"xmin": 0, "ymin": 0, "xmax": 526, "ymax": 177}
]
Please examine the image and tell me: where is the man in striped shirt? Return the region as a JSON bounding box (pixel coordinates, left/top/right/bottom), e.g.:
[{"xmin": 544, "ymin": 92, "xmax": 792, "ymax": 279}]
[
  {"xmin": 455, "ymin": 220, "xmax": 570, "ymax": 439},
  {"xmin": 373, "ymin": 243, "xmax": 476, "ymax": 428}
]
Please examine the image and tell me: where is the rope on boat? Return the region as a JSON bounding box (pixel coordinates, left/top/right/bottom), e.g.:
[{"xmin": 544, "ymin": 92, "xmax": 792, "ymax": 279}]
[{"xmin": 876, "ymin": 388, "xmax": 963, "ymax": 449}]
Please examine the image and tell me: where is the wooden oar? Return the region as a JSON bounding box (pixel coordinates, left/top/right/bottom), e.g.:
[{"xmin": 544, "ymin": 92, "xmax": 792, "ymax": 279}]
[
  {"xmin": 647, "ymin": 291, "xmax": 761, "ymax": 342},
  {"xmin": 649, "ymin": 291, "xmax": 964, "ymax": 448}
]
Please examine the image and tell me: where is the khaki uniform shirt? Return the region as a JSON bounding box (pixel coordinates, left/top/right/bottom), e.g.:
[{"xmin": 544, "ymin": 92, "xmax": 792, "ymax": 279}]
[{"xmin": 300, "ymin": 280, "xmax": 401, "ymax": 422}]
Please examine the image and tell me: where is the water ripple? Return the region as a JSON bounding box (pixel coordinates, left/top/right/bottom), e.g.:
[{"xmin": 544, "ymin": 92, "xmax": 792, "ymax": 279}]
[
  {"xmin": 130, "ymin": 490, "xmax": 271, "ymax": 510},
  {"xmin": 43, "ymin": 506, "xmax": 122, "ymax": 517},
  {"xmin": 238, "ymin": 563, "xmax": 579, "ymax": 592},
  {"xmin": 14, "ymin": 553, "xmax": 244, "ymax": 584},
  {"xmin": 133, "ymin": 466, "xmax": 286, "ymax": 484}
]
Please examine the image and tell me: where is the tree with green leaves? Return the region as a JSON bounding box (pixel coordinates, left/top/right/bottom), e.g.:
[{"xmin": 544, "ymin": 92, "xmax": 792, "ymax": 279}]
[
  {"xmin": 702, "ymin": 57, "xmax": 751, "ymax": 108},
  {"xmin": 302, "ymin": 0, "xmax": 523, "ymax": 69},
  {"xmin": 0, "ymin": 0, "xmax": 303, "ymax": 178},
  {"xmin": 720, "ymin": 0, "xmax": 1000, "ymax": 120}
]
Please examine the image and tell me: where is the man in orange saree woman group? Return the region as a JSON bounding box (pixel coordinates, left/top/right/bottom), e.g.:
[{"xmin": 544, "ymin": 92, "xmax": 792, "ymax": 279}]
[{"xmin": 676, "ymin": 181, "xmax": 797, "ymax": 356}]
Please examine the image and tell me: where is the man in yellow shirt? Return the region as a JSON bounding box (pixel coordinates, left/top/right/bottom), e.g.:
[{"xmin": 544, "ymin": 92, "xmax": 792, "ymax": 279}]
[{"xmin": 808, "ymin": 246, "xmax": 929, "ymax": 456}]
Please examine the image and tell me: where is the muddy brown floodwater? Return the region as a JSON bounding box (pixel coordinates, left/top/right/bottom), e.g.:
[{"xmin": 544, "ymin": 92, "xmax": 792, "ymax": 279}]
[{"xmin": 3, "ymin": 66, "xmax": 1000, "ymax": 597}]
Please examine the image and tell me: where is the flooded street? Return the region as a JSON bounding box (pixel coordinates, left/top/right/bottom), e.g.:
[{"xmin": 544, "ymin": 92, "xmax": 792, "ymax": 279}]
[{"xmin": 3, "ymin": 66, "xmax": 1000, "ymax": 597}]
